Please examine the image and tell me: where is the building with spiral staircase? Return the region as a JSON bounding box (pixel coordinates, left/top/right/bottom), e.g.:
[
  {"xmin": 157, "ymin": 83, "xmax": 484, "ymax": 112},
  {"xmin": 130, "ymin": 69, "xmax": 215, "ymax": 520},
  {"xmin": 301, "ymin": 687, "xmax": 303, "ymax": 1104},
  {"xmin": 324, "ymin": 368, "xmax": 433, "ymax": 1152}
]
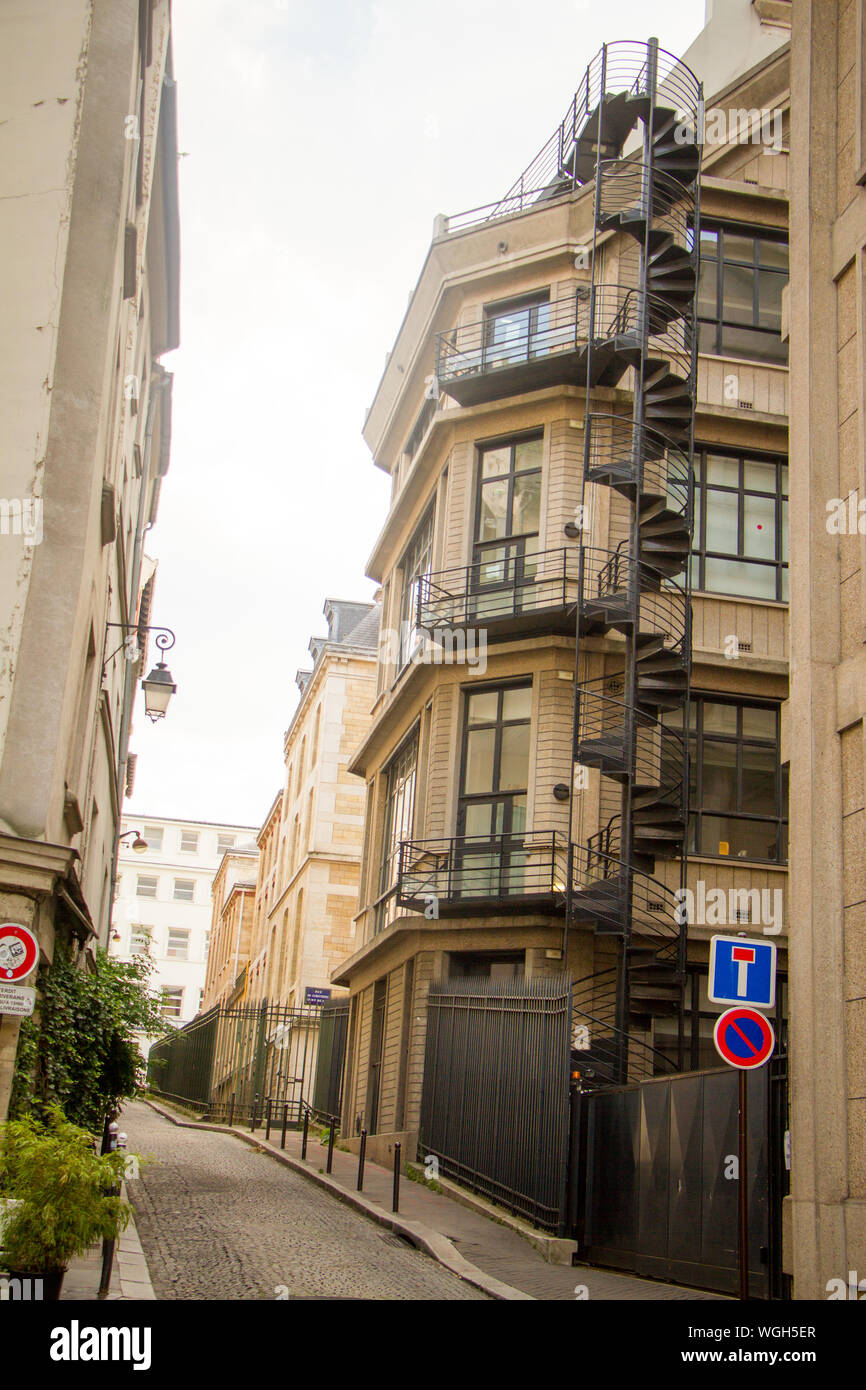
[{"xmin": 334, "ymin": 1, "xmax": 792, "ymax": 1237}]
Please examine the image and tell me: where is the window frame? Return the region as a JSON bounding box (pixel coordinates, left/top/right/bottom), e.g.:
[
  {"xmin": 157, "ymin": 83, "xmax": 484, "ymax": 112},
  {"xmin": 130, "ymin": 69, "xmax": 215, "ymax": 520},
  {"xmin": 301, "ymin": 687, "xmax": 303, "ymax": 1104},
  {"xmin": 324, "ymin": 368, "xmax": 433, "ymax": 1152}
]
[
  {"xmin": 481, "ymin": 288, "xmax": 552, "ymax": 370},
  {"xmin": 697, "ymin": 221, "xmax": 789, "ymax": 363},
  {"xmin": 677, "ymin": 695, "xmax": 788, "ymax": 865},
  {"xmin": 179, "ymin": 829, "xmax": 199, "ymax": 854},
  {"xmin": 374, "ymin": 725, "xmax": 420, "ymax": 934},
  {"xmin": 160, "ymin": 986, "xmax": 184, "ymax": 1020},
  {"xmin": 166, "ymin": 928, "xmax": 190, "ymax": 961},
  {"xmin": 397, "ymin": 508, "xmax": 435, "ymax": 672},
  {"xmin": 457, "ymin": 681, "xmax": 532, "ymax": 839},
  {"xmin": 135, "ymin": 874, "xmax": 158, "ymax": 899},
  {"xmin": 173, "ymin": 877, "xmax": 195, "ymax": 903},
  {"xmin": 690, "ymin": 446, "xmax": 788, "ymax": 602}
]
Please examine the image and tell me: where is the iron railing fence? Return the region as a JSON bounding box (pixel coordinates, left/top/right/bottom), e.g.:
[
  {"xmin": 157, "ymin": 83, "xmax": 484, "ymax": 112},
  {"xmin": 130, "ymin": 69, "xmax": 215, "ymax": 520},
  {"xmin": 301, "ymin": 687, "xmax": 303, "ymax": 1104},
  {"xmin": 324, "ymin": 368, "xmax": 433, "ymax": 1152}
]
[
  {"xmin": 397, "ymin": 830, "xmax": 569, "ymax": 912},
  {"xmin": 420, "ymin": 974, "xmax": 571, "ymax": 1233},
  {"xmin": 416, "ymin": 546, "xmax": 577, "ymax": 631},
  {"xmin": 147, "ymin": 1000, "xmax": 345, "ymax": 1127}
]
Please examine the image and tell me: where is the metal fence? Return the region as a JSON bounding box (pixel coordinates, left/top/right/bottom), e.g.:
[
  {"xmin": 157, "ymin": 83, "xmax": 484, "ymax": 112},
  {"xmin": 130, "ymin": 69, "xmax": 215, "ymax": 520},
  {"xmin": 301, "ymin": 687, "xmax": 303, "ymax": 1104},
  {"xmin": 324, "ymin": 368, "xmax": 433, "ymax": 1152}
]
[
  {"xmin": 419, "ymin": 974, "xmax": 571, "ymax": 1233},
  {"xmin": 311, "ymin": 998, "xmax": 349, "ymax": 1120},
  {"xmin": 148, "ymin": 1001, "xmax": 338, "ymax": 1125}
]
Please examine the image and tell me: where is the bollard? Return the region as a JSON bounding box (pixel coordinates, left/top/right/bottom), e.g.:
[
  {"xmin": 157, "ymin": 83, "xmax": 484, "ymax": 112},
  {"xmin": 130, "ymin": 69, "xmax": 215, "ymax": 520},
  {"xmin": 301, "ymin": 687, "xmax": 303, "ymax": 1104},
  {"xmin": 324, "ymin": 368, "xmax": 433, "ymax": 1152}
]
[
  {"xmin": 281, "ymin": 1101, "xmax": 289, "ymax": 1150},
  {"xmin": 251, "ymin": 1093, "xmax": 259, "ymax": 1132},
  {"xmin": 265, "ymin": 1097, "xmax": 272, "ymax": 1142},
  {"xmin": 326, "ymin": 1117, "xmax": 336, "ymax": 1174},
  {"xmin": 228, "ymin": 1092, "xmax": 235, "ymax": 1128},
  {"xmin": 301, "ymin": 1108, "xmax": 309, "ymax": 1160},
  {"xmin": 392, "ymin": 1141, "xmax": 401, "ymax": 1213},
  {"xmin": 357, "ymin": 1129, "xmax": 367, "ymax": 1191}
]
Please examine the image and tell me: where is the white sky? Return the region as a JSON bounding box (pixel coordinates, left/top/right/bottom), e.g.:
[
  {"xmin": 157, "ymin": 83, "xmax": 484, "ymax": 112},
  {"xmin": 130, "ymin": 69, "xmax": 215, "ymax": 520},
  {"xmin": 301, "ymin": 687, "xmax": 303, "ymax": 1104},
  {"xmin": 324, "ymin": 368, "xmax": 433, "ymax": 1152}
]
[{"xmin": 126, "ymin": 0, "xmax": 705, "ymax": 828}]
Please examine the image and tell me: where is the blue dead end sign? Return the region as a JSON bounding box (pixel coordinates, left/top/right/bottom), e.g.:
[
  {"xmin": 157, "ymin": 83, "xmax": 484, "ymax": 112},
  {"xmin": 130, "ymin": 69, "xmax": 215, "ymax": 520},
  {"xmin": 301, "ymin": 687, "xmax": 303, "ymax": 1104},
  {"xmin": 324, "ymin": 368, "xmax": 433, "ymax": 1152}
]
[
  {"xmin": 714, "ymin": 1006, "xmax": 775, "ymax": 1069},
  {"xmin": 708, "ymin": 934, "xmax": 776, "ymax": 1010}
]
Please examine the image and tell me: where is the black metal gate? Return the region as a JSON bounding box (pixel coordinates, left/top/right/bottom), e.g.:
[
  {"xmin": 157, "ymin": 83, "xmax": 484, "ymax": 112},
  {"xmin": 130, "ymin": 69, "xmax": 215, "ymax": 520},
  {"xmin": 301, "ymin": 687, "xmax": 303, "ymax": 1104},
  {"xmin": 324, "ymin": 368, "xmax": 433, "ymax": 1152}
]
[
  {"xmin": 419, "ymin": 974, "xmax": 570, "ymax": 1233},
  {"xmin": 311, "ymin": 998, "xmax": 349, "ymax": 1119},
  {"xmin": 570, "ymin": 1058, "xmax": 789, "ymax": 1297}
]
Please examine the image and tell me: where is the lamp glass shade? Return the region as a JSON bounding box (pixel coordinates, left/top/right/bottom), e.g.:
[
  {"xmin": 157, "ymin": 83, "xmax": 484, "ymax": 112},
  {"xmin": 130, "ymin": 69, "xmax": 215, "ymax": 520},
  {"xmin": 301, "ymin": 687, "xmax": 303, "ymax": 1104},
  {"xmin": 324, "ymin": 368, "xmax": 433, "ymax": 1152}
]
[
  {"xmin": 131, "ymin": 836, "xmax": 148, "ymax": 854},
  {"xmin": 142, "ymin": 662, "xmax": 176, "ymax": 721}
]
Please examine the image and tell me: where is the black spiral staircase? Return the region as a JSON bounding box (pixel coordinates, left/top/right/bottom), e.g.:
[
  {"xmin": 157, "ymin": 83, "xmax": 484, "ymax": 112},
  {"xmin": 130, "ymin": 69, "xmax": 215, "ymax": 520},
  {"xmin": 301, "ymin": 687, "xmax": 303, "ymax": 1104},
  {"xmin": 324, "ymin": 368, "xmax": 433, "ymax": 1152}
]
[{"xmin": 557, "ymin": 39, "xmax": 702, "ymax": 1086}]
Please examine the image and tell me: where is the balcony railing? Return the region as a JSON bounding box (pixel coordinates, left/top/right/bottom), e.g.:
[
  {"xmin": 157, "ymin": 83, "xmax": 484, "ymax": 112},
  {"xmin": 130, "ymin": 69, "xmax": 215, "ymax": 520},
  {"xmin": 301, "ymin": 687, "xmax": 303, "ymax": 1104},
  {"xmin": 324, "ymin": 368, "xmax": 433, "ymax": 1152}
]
[
  {"xmin": 397, "ymin": 831, "xmax": 569, "ymax": 915},
  {"xmin": 417, "ymin": 547, "xmax": 579, "ymax": 636}
]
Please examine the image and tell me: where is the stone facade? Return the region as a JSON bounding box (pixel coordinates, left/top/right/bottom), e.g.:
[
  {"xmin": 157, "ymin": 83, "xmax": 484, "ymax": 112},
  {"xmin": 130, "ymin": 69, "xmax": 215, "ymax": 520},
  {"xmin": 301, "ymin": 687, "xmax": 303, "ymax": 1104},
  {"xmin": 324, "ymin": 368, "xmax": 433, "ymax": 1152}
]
[{"xmin": 0, "ymin": 0, "xmax": 179, "ymax": 1118}]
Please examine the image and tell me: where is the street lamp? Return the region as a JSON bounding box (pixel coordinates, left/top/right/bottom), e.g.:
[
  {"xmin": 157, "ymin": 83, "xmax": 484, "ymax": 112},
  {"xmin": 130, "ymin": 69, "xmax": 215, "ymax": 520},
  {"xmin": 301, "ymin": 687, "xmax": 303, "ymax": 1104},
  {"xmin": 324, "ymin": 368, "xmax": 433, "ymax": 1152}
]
[
  {"xmin": 118, "ymin": 829, "xmax": 149, "ymax": 854},
  {"xmin": 105, "ymin": 623, "xmax": 177, "ymax": 722}
]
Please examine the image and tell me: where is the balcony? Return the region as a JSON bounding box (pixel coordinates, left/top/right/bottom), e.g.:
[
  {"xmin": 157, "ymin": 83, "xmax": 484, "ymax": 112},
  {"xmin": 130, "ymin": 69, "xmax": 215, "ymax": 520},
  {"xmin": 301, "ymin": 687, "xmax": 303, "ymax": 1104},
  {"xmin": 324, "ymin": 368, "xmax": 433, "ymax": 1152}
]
[
  {"xmin": 435, "ymin": 290, "xmax": 594, "ymax": 407},
  {"xmin": 417, "ymin": 547, "xmax": 579, "ymax": 641},
  {"xmin": 396, "ymin": 831, "xmax": 569, "ymax": 916}
]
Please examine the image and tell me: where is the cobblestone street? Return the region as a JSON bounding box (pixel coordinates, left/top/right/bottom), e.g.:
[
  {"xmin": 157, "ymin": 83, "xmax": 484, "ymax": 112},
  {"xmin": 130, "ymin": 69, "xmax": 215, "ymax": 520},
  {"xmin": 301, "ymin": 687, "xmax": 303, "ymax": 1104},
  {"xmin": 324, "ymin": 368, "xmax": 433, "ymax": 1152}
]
[{"xmin": 120, "ymin": 1102, "xmax": 487, "ymax": 1300}]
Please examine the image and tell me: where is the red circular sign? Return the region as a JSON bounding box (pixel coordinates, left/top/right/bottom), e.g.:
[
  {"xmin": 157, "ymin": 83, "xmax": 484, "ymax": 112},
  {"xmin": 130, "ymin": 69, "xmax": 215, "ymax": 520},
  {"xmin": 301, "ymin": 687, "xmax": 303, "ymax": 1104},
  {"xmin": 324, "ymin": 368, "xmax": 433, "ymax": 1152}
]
[
  {"xmin": 714, "ymin": 1006, "xmax": 775, "ymax": 1069},
  {"xmin": 0, "ymin": 924, "xmax": 39, "ymax": 982}
]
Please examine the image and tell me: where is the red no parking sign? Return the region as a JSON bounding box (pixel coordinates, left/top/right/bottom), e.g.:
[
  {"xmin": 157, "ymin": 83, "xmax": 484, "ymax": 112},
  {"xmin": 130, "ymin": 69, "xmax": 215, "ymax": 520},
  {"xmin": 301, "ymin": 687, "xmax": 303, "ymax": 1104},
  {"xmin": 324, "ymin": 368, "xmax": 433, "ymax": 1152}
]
[
  {"xmin": 0, "ymin": 924, "xmax": 39, "ymax": 982},
  {"xmin": 713, "ymin": 1005, "xmax": 775, "ymax": 1069}
]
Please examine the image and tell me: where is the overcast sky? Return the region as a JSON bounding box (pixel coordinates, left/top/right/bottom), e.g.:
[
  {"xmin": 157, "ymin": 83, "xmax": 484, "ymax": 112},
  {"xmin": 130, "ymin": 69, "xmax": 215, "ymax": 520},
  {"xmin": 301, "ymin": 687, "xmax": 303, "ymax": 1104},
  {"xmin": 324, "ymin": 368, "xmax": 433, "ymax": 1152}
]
[{"xmin": 126, "ymin": 0, "xmax": 706, "ymax": 829}]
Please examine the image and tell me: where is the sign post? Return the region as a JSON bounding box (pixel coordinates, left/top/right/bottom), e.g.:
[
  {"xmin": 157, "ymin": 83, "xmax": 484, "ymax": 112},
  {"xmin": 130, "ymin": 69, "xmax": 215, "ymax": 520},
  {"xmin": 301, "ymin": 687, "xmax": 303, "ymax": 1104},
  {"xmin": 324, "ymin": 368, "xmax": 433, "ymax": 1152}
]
[{"xmin": 710, "ymin": 934, "xmax": 777, "ymax": 1303}]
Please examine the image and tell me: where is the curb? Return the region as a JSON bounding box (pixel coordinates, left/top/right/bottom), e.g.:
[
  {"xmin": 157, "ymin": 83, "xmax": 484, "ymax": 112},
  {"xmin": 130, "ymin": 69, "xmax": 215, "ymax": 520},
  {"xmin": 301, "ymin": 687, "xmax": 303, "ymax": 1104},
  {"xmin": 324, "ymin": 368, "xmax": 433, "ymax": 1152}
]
[
  {"xmin": 115, "ymin": 1180, "xmax": 156, "ymax": 1300},
  {"xmin": 142, "ymin": 1099, "xmax": 533, "ymax": 1302}
]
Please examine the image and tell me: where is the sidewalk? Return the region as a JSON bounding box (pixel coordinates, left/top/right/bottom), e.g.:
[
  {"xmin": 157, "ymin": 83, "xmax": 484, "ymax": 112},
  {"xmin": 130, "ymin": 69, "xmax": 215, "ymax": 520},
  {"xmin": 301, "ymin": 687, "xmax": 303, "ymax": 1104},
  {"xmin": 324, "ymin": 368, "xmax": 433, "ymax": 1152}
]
[
  {"xmin": 60, "ymin": 1185, "xmax": 156, "ymax": 1301},
  {"xmin": 145, "ymin": 1098, "xmax": 724, "ymax": 1302}
]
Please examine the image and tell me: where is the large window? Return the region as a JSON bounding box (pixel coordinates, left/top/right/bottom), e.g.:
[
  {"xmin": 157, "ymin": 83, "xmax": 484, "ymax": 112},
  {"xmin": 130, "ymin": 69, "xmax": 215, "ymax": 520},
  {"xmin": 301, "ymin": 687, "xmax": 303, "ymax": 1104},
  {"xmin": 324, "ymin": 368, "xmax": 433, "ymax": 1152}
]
[
  {"xmin": 398, "ymin": 511, "xmax": 434, "ymax": 669},
  {"xmin": 160, "ymin": 986, "xmax": 184, "ymax": 1020},
  {"xmin": 375, "ymin": 729, "xmax": 419, "ymax": 933},
  {"xmin": 472, "ymin": 435, "xmax": 542, "ymax": 609},
  {"xmin": 698, "ymin": 224, "xmax": 788, "ymax": 362},
  {"xmin": 664, "ymin": 697, "xmax": 788, "ymax": 863},
  {"xmin": 690, "ymin": 450, "xmax": 788, "ymax": 600},
  {"xmin": 166, "ymin": 928, "xmax": 190, "ymax": 961},
  {"xmin": 173, "ymin": 878, "xmax": 195, "ymax": 902},
  {"xmin": 458, "ymin": 684, "xmax": 532, "ymax": 838},
  {"xmin": 136, "ymin": 874, "xmax": 158, "ymax": 898},
  {"xmin": 482, "ymin": 290, "xmax": 551, "ymax": 369}
]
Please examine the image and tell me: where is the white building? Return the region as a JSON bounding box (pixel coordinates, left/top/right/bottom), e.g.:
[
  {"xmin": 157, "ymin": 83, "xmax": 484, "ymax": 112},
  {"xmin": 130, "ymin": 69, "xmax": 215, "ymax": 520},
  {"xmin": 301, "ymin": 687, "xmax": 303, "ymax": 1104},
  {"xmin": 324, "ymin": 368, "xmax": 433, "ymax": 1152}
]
[{"xmin": 111, "ymin": 813, "xmax": 258, "ymax": 1027}]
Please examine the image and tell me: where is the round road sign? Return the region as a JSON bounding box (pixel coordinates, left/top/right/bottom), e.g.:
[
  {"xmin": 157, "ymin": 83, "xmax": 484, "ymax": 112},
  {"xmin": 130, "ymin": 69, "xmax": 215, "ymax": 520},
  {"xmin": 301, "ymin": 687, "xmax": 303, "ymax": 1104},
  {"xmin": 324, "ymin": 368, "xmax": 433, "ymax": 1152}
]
[
  {"xmin": 713, "ymin": 1006, "xmax": 775, "ymax": 1070},
  {"xmin": 0, "ymin": 924, "xmax": 39, "ymax": 982}
]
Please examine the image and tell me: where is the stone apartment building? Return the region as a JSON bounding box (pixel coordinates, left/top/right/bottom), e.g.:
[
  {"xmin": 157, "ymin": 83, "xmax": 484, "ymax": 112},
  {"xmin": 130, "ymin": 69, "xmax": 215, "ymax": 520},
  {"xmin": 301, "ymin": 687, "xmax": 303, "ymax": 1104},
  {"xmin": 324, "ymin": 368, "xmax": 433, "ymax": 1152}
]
[
  {"xmin": 0, "ymin": 0, "xmax": 179, "ymax": 1119},
  {"xmin": 110, "ymin": 813, "xmax": 258, "ymax": 1028},
  {"xmin": 786, "ymin": 0, "xmax": 866, "ymax": 1303},
  {"xmin": 201, "ymin": 846, "xmax": 260, "ymax": 1012},
  {"xmin": 243, "ymin": 599, "xmax": 380, "ymax": 1012},
  {"xmin": 334, "ymin": 3, "xmax": 793, "ymax": 1152}
]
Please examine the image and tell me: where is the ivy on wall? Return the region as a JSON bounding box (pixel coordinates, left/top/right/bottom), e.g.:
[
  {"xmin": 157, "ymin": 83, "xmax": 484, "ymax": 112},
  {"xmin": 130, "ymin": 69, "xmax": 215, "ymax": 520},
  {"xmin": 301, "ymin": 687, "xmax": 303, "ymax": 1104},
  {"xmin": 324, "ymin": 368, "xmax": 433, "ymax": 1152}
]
[{"xmin": 9, "ymin": 947, "xmax": 165, "ymax": 1135}]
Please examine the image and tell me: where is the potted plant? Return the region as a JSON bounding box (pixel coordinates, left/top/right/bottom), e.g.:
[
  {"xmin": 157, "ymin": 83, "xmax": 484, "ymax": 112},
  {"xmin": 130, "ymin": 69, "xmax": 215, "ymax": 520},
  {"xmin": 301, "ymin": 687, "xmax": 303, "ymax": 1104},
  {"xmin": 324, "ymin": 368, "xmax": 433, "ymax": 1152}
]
[{"xmin": 0, "ymin": 1106, "xmax": 133, "ymax": 1299}]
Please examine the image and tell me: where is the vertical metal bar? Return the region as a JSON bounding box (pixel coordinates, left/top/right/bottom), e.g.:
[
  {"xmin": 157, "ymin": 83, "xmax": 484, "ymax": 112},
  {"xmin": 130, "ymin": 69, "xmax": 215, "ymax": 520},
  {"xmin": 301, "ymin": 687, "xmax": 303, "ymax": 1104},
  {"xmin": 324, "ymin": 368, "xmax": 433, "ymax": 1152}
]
[
  {"xmin": 739, "ymin": 1069, "xmax": 750, "ymax": 1301},
  {"xmin": 265, "ymin": 1097, "xmax": 272, "ymax": 1141},
  {"xmin": 392, "ymin": 1141, "xmax": 401, "ymax": 1212},
  {"xmin": 357, "ymin": 1129, "xmax": 367, "ymax": 1191},
  {"xmin": 326, "ymin": 1116, "xmax": 336, "ymax": 1173},
  {"xmin": 251, "ymin": 1092, "xmax": 258, "ymax": 1132},
  {"xmin": 301, "ymin": 1107, "xmax": 309, "ymax": 1159},
  {"xmin": 281, "ymin": 1101, "xmax": 289, "ymax": 1149}
]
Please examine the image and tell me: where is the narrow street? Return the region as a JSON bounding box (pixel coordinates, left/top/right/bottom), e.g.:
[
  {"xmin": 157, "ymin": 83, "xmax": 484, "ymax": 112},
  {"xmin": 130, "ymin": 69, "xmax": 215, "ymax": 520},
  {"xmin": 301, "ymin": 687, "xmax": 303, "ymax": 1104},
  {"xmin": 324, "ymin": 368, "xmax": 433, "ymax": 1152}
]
[{"xmin": 120, "ymin": 1102, "xmax": 487, "ymax": 1301}]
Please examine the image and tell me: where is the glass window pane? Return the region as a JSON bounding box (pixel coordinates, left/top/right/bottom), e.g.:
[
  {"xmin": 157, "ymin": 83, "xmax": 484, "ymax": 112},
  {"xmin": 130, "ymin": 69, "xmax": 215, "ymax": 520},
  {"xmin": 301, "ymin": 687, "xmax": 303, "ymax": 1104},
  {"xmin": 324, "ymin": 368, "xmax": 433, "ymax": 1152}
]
[
  {"xmin": 705, "ymin": 557, "xmax": 777, "ymax": 598},
  {"xmin": 700, "ymin": 228, "xmax": 718, "ymax": 257},
  {"xmin": 697, "ymin": 263, "xmax": 717, "ymax": 318},
  {"xmin": 725, "ymin": 233, "xmax": 756, "ymax": 263},
  {"xmin": 477, "ymin": 479, "xmax": 510, "ymax": 541},
  {"xmin": 702, "ymin": 740, "xmax": 738, "ymax": 810},
  {"xmin": 512, "ymin": 473, "xmax": 540, "ymax": 534},
  {"xmin": 743, "ymin": 493, "xmax": 776, "ymax": 559},
  {"xmin": 481, "ymin": 446, "xmax": 510, "ymax": 479},
  {"xmin": 759, "ymin": 239, "xmax": 789, "ymax": 269},
  {"xmin": 742, "ymin": 746, "xmax": 778, "ymax": 815},
  {"xmin": 743, "ymin": 459, "xmax": 777, "ymax": 492},
  {"xmin": 699, "ymin": 815, "xmax": 779, "ymax": 861},
  {"xmin": 698, "ymin": 320, "xmax": 717, "ymax": 354},
  {"xmin": 514, "ymin": 437, "xmax": 543, "ymax": 472},
  {"xmin": 509, "ymin": 797, "xmax": 527, "ymax": 834},
  {"xmin": 464, "ymin": 728, "xmax": 495, "ymax": 793},
  {"xmin": 781, "ymin": 499, "xmax": 788, "ymax": 561},
  {"xmin": 757, "ymin": 270, "xmax": 783, "ymax": 331},
  {"xmin": 742, "ymin": 706, "xmax": 776, "ymax": 740},
  {"xmin": 500, "ymin": 724, "xmax": 530, "ymax": 791},
  {"xmin": 463, "ymin": 802, "xmax": 493, "ymax": 837},
  {"xmin": 721, "ymin": 325, "xmax": 787, "ymax": 361},
  {"xmin": 502, "ymin": 686, "xmax": 532, "ymax": 721},
  {"xmin": 703, "ymin": 703, "xmax": 738, "ymax": 735},
  {"xmin": 692, "ymin": 483, "xmax": 702, "ymax": 549},
  {"xmin": 706, "ymin": 455, "xmax": 739, "ymax": 487},
  {"xmin": 723, "ymin": 264, "xmax": 755, "ymax": 324},
  {"xmin": 705, "ymin": 488, "xmax": 738, "ymax": 552},
  {"xmin": 781, "ymin": 565, "xmax": 788, "ymax": 602},
  {"xmin": 467, "ymin": 690, "xmax": 499, "ymax": 723}
]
